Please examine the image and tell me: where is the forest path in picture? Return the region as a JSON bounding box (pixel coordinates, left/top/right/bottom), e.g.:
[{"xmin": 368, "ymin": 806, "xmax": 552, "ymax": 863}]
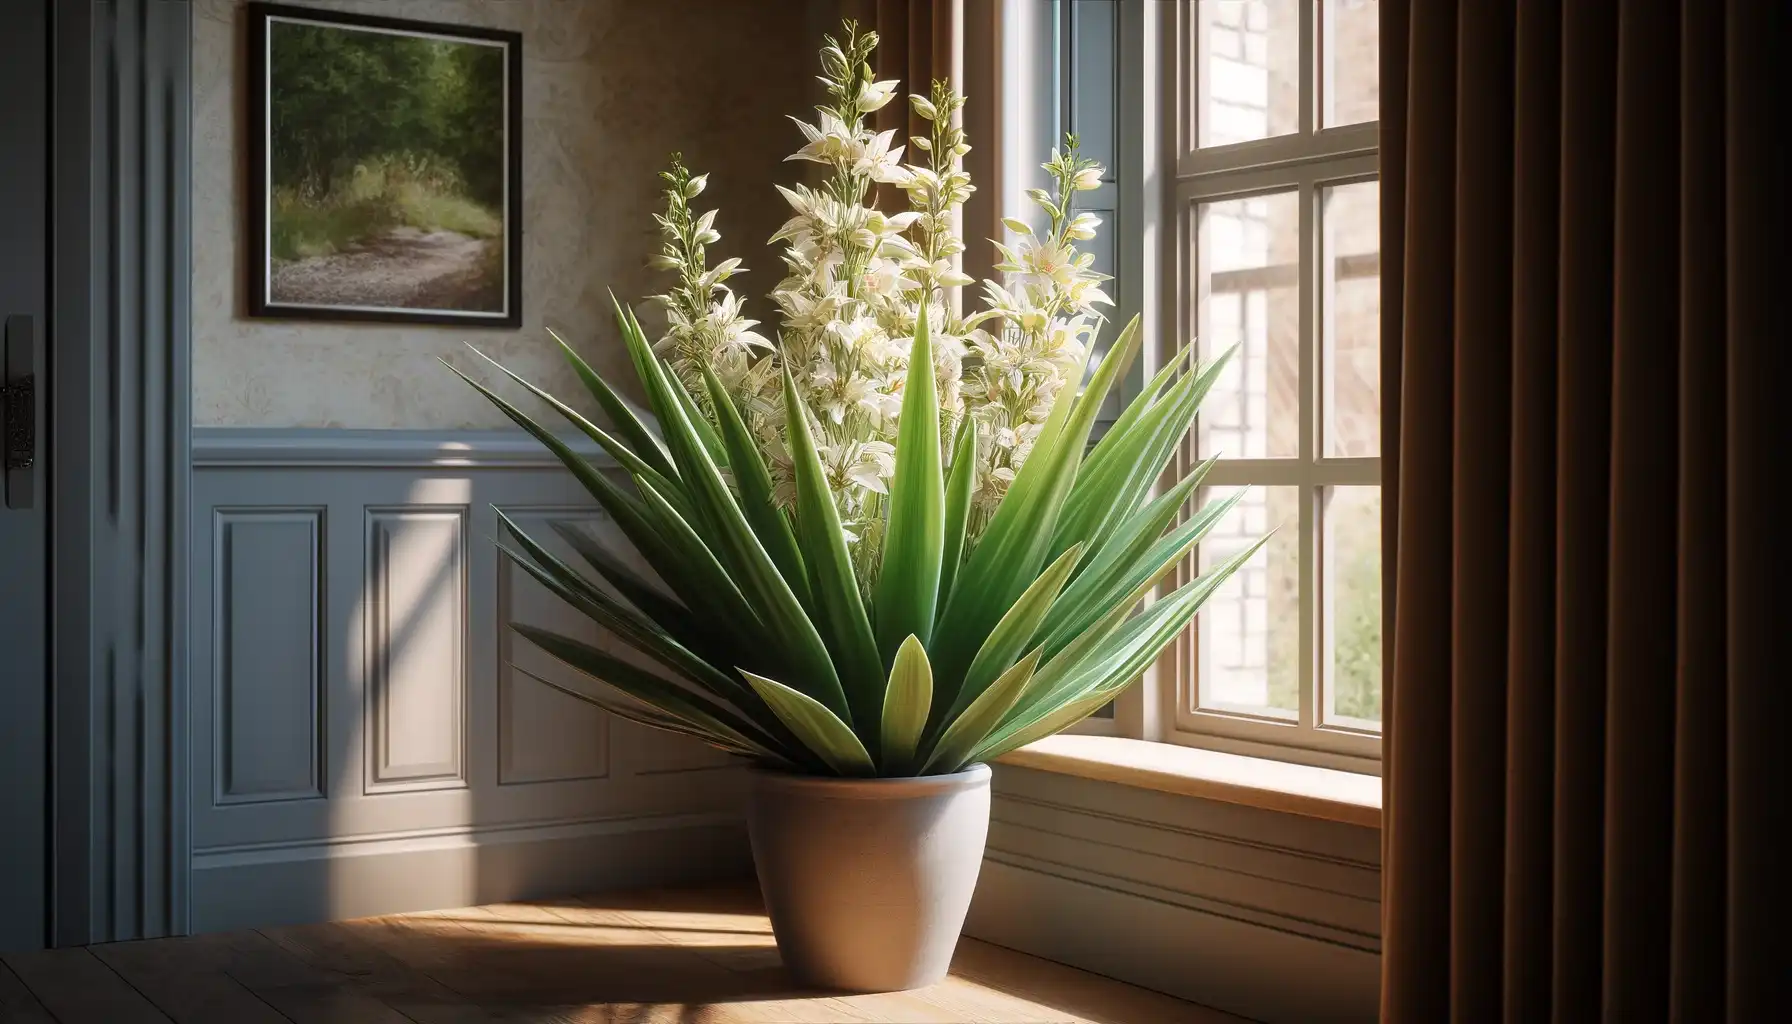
[
  {"xmin": 264, "ymin": 15, "xmax": 509, "ymax": 316},
  {"xmin": 271, "ymin": 226, "xmax": 499, "ymax": 311}
]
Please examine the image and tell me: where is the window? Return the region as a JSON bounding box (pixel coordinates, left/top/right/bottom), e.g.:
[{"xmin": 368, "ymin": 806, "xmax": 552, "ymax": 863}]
[
  {"xmin": 1032, "ymin": 0, "xmax": 1125, "ymax": 728},
  {"xmin": 1008, "ymin": 0, "xmax": 1131, "ymax": 439},
  {"xmin": 1013, "ymin": 2, "xmax": 1380, "ymax": 769},
  {"xmin": 1170, "ymin": 0, "xmax": 1381, "ymax": 768}
]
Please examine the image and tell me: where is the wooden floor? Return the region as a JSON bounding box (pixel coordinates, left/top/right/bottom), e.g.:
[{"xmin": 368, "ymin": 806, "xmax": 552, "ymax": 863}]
[{"xmin": 1, "ymin": 887, "xmax": 1245, "ymax": 1024}]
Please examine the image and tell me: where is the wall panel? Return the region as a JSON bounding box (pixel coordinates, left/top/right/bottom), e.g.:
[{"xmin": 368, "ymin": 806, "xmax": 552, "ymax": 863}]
[
  {"xmin": 189, "ymin": 431, "xmax": 752, "ymax": 932},
  {"xmin": 364, "ymin": 508, "xmax": 468, "ymax": 791},
  {"xmin": 495, "ymin": 507, "xmax": 610, "ymax": 786},
  {"xmin": 213, "ymin": 509, "xmax": 324, "ymax": 804}
]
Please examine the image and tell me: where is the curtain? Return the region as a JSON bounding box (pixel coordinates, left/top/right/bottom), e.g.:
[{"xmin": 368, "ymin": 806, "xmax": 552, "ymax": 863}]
[
  {"xmin": 1379, "ymin": 1, "xmax": 1790, "ymax": 1021},
  {"xmin": 843, "ymin": 0, "xmax": 1000, "ymax": 291},
  {"xmin": 866, "ymin": 0, "xmax": 960, "ymax": 145}
]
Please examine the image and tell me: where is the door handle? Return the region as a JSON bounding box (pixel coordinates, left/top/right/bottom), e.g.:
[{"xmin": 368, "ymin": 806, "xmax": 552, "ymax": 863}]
[{"xmin": 3, "ymin": 313, "xmax": 35, "ymax": 509}]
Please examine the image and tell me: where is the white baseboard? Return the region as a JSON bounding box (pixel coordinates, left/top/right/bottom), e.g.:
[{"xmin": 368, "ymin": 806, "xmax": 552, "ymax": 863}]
[
  {"xmin": 967, "ymin": 857, "xmax": 1379, "ymax": 1024},
  {"xmin": 190, "ymin": 813, "xmax": 752, "ymax": 933},
  {"xmin": 965, "ymin": 764, "xmax": 1382, "ymax": 1024}
]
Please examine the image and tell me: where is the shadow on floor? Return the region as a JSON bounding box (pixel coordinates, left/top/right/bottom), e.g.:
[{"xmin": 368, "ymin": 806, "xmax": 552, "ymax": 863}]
[{"xmin": 3, "ymin": 885, "xmax": 1242, "ymax": 1024}]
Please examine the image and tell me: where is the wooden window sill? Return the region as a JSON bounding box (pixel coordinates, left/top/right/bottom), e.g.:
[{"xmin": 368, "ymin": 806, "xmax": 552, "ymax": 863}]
[{"xmin": 995, "ymin": 734, "xmax": 1382, "ymax": 828}]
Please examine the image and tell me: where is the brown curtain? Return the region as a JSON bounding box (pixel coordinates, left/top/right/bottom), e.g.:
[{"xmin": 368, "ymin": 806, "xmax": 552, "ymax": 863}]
[
  {"xmin": 1379, "ymin": 1, "xmax": 1790, "ymax": 1021},
  {"xmin": 866, "ymin": 0, "xmax": 959, "ymax": 145},
  {"xmin": 844, "ymin": 0, "xmax": 1001, "ymax": 291},
  {"xmin": 838, "ymin": 0, "xmax": 961, "ymax": 219}
]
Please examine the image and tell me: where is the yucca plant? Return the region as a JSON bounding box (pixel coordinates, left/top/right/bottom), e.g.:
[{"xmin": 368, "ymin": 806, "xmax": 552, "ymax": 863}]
[{"xmin": 446, "ymin": 22, "xmax": 1261, "ymax": 779}]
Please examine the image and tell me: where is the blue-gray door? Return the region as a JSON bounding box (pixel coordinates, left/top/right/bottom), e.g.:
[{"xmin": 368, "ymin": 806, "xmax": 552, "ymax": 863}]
[{"xmin": 0, "ymin": 0, "xmax": 50, "ymax": 953}]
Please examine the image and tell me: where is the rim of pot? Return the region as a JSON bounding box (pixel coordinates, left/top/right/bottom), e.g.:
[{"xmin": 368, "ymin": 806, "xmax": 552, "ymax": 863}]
[{"xmin": 747, "ymin": 762, "xmax": 992, "ymax": 795}]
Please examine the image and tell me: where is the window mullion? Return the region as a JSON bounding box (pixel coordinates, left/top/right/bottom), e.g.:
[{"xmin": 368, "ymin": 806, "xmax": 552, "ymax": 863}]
[
  {"xmin": 1299, "ymin": 0, "xmax": 1317, "ymax": 138},
  {"xmin": 1297, "ymin": 169, "xmax": 1319, "ymax": 739},
  {"xmin": 1175, "ymin": 123, "xmax": 1377, "ymax": 181},
  {"xmin": 1176, "ymin": 152, "xmax": 1378, "ymax": 209}
]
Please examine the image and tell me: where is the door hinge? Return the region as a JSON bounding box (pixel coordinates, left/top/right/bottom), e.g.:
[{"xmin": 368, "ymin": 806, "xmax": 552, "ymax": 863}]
[
  {"xmin": 3, "ymin": 375, "xmax": 33, "ymax": 469},
  {"xmin": 3, "ymin": 314, "xmax": 36, "ymax": 509}
]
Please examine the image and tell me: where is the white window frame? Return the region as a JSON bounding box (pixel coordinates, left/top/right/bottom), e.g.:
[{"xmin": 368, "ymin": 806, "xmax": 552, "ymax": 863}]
[
  {"xmin": 1002, "ymin": 0, "xmax": 1135, "ymax": 736},
  {"xmin": 1002, "ymin": 1, "xmax": 1380, "ymax": 772},
  {"xmin": 1155, "ymin": 0, "xmax": 1381, "ymax": 772}
]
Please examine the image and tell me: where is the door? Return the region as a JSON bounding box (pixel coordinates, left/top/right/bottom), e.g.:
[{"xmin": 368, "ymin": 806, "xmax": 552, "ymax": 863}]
[{"xmin": 0, "ymin": 0, "xmax": 50, "ymax": 952}]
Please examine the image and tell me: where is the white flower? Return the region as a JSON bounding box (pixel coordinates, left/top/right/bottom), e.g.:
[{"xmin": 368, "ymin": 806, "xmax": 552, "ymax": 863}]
[
  {"xmin": 979, "ymin": 278, "xmax": 1052, "ymax": 333},
  {"xmin": 787, "ymin": 111, "xmax": 859, "ymax": 165},
  {"xmin": 826, "ymin": 315, "xmax": 886, "ymax": 357},
  {"xmin": 854, "ymin": 129, "xmax": 911, "ymax": 185},
  {"xmin": 1066, "ymin": 212, "xmax": 1101, "ymax": 241},
  {"xmin": 861, "ymin": 330, "xmax": 911, "ymax": 367},
  {"xmin": 775, "ymin": 286, "xmax": 848, "ymax": 333},
  {"xmin": 811, "ymin": 365, "xmax": 879, "ymax": 424},
  {"xmin": 857, "ymin": 257, "xmax": 907, "ymax": 298},
  {"xmin": 878, "ymin": 210, "xmax": 924, "ymax": 235},
  {"xmin": 925, "ymin": 257, "xmax": 975, "ymax": 288},
  {"xmin": 821, "ymin": 439, "xmax": 895, "ymax": 493},
  {"xmin": 1062, "ymin": 275, "xmax": 1114, "ymax": 313},
  {"xmin": 698, "ymin": 257, "xmax": 744, "ymax": 292},
  {"xmin": 774, "ymin": 182, "xmax": 816, "ymax": 217},
  {"xmin": 644, "ymin": 42, "xmax": 1115, "ymax": 568},
  {"xmin": 857, "ymin": 79, "xmax": 900, "ymax": 113},
  {"xmin": 1016, "ymin": 237, "xmax": 1079, "ymax": 289},
  {"xmin": 706, "ymin": 291, "xmax": 773, "ymax": 354},
  {"xmin": 900, "ymin": 166, "xmax": 941, "ymax": 204}
]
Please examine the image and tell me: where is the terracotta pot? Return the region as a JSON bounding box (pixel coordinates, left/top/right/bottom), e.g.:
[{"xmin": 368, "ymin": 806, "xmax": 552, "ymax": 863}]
[{"xmin": 745, "ymin": 763, "xmax": 992, "ymax": 992}]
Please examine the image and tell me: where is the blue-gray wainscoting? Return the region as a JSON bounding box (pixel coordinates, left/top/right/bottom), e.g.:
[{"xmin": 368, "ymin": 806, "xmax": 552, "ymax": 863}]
[{"xmin": 188, "ymin": 429, "xmax": 750, "ymax": 933}]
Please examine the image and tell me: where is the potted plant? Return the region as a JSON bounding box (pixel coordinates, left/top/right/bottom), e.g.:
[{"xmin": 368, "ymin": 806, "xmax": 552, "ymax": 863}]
[{"xmin": 448, "ymin": 21, "xmax": 1258, "ymax": 994}]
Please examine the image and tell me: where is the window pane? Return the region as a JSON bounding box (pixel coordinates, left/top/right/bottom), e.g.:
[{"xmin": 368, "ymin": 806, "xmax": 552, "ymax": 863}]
[
  {"xmin": 1196, "ymin": 485, "xmax": 1300, "ymax": 719},
  {"xmin": 1323, "ymin": 0, "xmax": 1379, "ymax": 128},
  {"xmin": 1321, "ymin": 180, "xmax": 1380, "ymax": 457},
  {"xmin": 1323, "ymin": 486, "xmax": 1381, "ymax": 726},
  {"xmin": 1197, "ymin": 191, "xmax": 1299, "ymax": 459},
  {"xmin": 1197, "ymin": 0, "xmax": 1299, "ymax": 148},
  {"xmin": 1070, "ymin": 0, "xmax": 1118, "ymax": 173}
]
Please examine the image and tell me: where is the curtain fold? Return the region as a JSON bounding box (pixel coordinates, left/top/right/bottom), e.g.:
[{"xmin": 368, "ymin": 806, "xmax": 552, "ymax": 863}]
[
  {"xmin": 869, "ymin": 0, "xmax": 960, "ymax": 146},
  {"xmin": 1380, "ymin": 1, "xmax": 1790, "ymax": 1021},
  {"xmin": 852, "ymin": 0, "xmax": 1001, "ymax": 293}
]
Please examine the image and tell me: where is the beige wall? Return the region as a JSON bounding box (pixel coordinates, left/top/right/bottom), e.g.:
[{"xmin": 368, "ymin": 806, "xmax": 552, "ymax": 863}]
[{"xmin": 193, "ymin": 0, "xmax": 824, "ymax": 428}]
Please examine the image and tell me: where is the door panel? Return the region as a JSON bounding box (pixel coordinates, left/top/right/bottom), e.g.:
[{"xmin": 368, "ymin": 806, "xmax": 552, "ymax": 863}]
[{"xmin": 0, "ymin": 0, "xmax": 50, "ymax": 953}]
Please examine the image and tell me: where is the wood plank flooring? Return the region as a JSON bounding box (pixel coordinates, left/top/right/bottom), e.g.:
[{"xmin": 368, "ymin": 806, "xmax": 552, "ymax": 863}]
[{"xmin": 1, "ymin": 886, "xmax": 1245, "ymax": 1024}]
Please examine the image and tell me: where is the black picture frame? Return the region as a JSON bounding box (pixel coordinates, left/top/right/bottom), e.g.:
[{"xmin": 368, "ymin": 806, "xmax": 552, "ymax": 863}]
[{"xmin": 245, "ymin": 2, "xmax": 523, "ymax": 327}]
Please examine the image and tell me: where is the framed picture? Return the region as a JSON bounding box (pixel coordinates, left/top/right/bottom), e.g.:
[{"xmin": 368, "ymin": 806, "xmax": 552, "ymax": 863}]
[{"xmin": 246, "ymin": 3, "xmax": 522, "ymax": 327}]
